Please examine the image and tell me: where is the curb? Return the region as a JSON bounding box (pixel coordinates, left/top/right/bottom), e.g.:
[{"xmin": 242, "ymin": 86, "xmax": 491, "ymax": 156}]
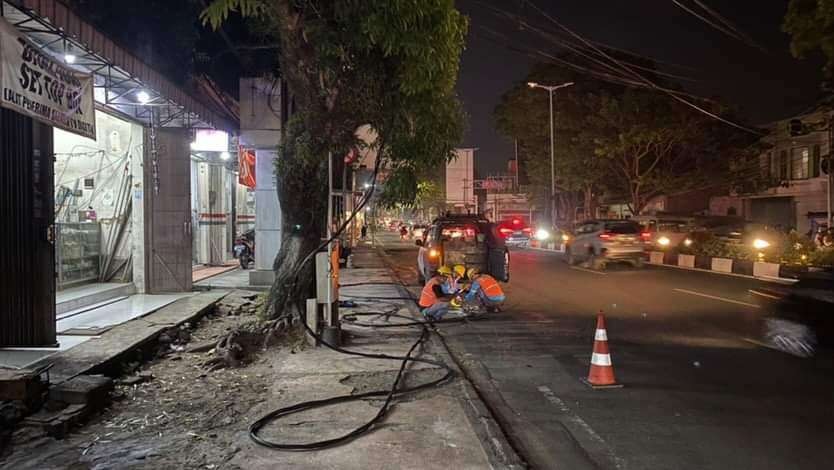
[
  {"xmin": 373, "ymin": 247, "xmax": 527, "ymax": 470},
  {"xmin": 646, "ymin": 251, "xmax": 799, "ymax": 284}
]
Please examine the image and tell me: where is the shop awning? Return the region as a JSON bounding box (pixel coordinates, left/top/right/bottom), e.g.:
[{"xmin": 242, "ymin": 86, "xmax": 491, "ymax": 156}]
[{"xmin": 1, "ymin": 0, "xmax": 235, "ymax": 131}]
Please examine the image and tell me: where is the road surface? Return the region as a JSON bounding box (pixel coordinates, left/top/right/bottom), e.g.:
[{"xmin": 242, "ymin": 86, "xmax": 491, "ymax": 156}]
[{"xmin": 378, "ymin": 235, "xmax": 834, "ymax": 470}]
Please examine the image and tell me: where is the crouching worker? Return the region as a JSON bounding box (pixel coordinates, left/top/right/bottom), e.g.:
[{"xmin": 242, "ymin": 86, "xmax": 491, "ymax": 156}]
[
  {"xmin": 464, "ymin": 268, "xmax": 505, "ymax": 312},
  {"xmin": 419, "ymin": 265, "xmax": 457, "ymax": 321}
]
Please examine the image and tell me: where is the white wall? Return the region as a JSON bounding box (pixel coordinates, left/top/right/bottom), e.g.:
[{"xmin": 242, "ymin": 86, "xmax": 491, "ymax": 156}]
[{"xmin": 446, "ymin": 148, "xmax": 475, "ymax": 211}]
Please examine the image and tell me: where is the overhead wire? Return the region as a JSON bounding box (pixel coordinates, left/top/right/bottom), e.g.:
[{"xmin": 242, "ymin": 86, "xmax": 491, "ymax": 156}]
[{"xmin": 521, "ymin": 0, "xmax": 764, "ymax": 135}]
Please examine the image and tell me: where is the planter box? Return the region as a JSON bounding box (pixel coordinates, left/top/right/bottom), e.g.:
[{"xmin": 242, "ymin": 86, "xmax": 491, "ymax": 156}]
[
  {"xmin": 677, "ymin": 254, "xmax": 695, "ymax": 268},
  {"xmin": 694, "ymin": 255, "xmax": 712, "ymax": 270},
  {"xmin": 753, "ymin": 261, "xmax": 780, "ymax": 279},
  {"xmin": 732, "ymin": 259, "xmax": 754, "ymax": 276},
  {"xmin": 711, "ymin": 257, "xmax": 733, "ymax": 273},
  {"xmin": 649, "ymin": 251, "xmax": 665, "ymax": 265}
]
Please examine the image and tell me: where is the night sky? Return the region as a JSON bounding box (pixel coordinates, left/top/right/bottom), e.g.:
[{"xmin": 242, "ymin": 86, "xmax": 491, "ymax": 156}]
[{"xmin": 456, "ymin": 0, "xmax": 824, "ymax": 176}]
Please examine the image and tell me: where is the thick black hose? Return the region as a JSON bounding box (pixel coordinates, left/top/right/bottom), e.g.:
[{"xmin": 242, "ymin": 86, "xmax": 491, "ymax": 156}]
[{"xmin": 248, "ymin": 294, "xmax": 457, "ymax": 450}]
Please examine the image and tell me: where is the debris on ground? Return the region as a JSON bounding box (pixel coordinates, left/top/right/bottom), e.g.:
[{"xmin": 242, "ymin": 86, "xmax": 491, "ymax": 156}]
[{"xmin": 0, "ymin": 289, "xmax": 292, "ymax": 469}]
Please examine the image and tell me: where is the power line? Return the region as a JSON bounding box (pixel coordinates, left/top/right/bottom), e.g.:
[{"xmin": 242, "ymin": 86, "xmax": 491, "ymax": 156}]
[{"xmin": 522, "ymin": 1, "xmax": 764, "ymax": 135}]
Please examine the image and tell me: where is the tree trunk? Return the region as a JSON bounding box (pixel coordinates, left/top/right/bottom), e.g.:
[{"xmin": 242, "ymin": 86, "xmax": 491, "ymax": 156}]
[{"xmin": 583, "ymin": 185, "xmax": 594, "ymax": 221}]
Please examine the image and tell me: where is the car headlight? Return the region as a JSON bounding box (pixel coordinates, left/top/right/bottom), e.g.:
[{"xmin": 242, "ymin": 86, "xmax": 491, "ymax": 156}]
[
  {"xmin": 535, "ymin": 229, "xmax": 550, "ymax": 241},
  {"xmin": 657, "ymin": 236, "xmax": 671, "ymax": 246},
  {"xmin": 752, "ymin": 239, "xmax": 770, "ymax": 250},
  {"xmin": 683, "ymin": 238, "xmax": 693, "ymax": 247}
]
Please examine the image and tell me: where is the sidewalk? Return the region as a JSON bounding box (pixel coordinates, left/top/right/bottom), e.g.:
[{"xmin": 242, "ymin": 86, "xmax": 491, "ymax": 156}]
[{"xmin": 225, "ymin": 245, "xmax": 521, "ymax": 470}]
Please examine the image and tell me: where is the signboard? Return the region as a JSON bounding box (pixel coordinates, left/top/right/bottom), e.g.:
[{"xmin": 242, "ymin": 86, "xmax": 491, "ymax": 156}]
[
  {"xmin": 0, "ymin": 17, "xmax": 96, "ymax": 139},
  {"xmin": 191, "ymin": 129, "xmax": 229, "ymax": 152},
  {"xmin": 238, "ymin": 147, "xmax": 256, "ymax": 188}
]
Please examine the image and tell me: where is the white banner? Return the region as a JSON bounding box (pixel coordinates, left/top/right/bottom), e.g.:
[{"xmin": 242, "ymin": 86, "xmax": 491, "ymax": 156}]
[{"xmin": 0, "ymin": 16, "xmax": 95, "ymax": 139}]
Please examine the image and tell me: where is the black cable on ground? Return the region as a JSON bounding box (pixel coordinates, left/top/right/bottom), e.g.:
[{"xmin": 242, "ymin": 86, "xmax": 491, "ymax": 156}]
[{"xmin": 248, "ymin": 288, "xmax": 462, "ymax": 450}]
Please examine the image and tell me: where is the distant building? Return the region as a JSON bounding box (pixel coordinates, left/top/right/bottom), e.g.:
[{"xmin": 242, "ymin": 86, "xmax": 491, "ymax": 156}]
[
  {"xmin": 710, "ymin": 110, "xmax": 830, "ymax": 234},
  {"xmin": 446, "ymin": 148, "xmax": 477, "ymax": 213}
]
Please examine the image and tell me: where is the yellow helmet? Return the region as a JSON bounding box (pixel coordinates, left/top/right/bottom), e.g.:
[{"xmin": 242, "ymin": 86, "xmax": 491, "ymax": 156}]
[
  {"xmin": 466, "ymin": 267, "xmax": 479, "ymax": 279},
  {"xmin": 453, "ymin": 264, "xmax": 466, "ymax": 278},
  {"xmin": 437, "ymin": 265, "xmax": 452, "ymax": 276}
]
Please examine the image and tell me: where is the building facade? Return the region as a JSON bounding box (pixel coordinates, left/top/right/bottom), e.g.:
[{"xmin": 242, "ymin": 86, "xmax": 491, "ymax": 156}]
[{"xmin": 710, "ymin": 111, "xmax": 831, "ymax": 234}]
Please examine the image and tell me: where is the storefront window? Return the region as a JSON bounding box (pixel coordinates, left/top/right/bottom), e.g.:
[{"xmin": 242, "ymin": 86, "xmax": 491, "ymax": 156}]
[{"xmin": 53, "ymin": 111, "xmax": 144, "ymax": 288}]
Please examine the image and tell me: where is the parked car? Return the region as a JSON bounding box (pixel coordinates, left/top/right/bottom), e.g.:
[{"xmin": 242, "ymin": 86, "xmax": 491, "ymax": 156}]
[
  {"xmin": 416, "ymin": 214, "xmax": 509, "ymax": 283},
  {"xmin": 565, "ymin": 219, "xmax": 649, "ymax": 269},
  {"xmin": 498, "ymin": 218, "xmax": 532, "ymax": 247},
  {"xmin": 760, "ymin": 269, "xmax": 834, "ymax": 357}
]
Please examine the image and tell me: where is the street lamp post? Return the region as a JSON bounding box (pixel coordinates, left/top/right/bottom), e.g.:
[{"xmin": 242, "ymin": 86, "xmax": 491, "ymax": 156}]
[{"xmin": 528, "ymin": 81, "xmax": 574, "ymax": 227}]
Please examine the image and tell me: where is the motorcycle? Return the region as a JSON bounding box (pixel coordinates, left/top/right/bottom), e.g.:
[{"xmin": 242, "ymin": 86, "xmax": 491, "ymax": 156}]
[{"xmin": 234, "ymin": 230, "xmax": 255, "ymax": 269}]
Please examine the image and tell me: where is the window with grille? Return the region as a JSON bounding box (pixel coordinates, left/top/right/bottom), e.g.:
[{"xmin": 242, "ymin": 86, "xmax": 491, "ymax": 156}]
[{"xmin": 791, "ymin": 147, "xmax": 809, "ymax": 180}]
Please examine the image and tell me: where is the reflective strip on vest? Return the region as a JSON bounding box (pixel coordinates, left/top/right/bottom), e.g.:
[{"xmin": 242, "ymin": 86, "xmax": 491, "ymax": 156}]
[{"xmin": 478, "ymin": 275, "xmax": 504, "ymax": 298}]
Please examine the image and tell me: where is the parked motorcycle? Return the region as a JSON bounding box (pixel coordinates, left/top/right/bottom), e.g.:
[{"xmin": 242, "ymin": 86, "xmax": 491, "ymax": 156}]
[{"xmin": 234, "ymin": 230, "xmax": 255, "ymax": 269}]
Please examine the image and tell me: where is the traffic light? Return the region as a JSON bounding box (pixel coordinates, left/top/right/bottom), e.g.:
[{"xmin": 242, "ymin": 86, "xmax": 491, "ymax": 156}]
[{"xmin": 788, "ymin": 119, "xmax": 806, "ymax": 137}]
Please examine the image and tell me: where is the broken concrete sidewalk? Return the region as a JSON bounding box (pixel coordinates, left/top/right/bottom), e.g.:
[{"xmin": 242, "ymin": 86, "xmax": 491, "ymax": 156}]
[{"xmin": 227, "ymin": 246, "xmax": 523, "ymax": 470}]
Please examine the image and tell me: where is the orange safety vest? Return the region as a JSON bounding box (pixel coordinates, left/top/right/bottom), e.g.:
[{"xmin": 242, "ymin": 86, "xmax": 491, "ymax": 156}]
[
  {"xmin": 419, "ymin": 277, "xmax": 444, "ymax": 308},
  {"xmin": 476, "ymin": 275, "xmax": 504, "ymax": 298}
]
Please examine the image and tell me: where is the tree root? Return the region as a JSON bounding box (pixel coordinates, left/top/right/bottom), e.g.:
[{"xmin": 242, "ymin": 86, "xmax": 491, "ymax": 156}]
[{"xmin": 202, "ymin": 315, "xmax": 298, "ymax": 371}]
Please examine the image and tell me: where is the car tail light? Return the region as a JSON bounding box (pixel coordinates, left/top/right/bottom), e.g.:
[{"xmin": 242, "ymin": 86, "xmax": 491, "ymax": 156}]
[
  {"xmin": 498, "ymin": 227, "xmax": 513, "ymax": 237},
  {"xmin": 599, "ymin": 232, "xmax": 613, "ymax": 240},
  {"xmin": 640, "ymin": 231, "xmax": 651, "ymax": 241},
  {"xmin": 522, "ymin": 227, "xmax": 532, "ymax": 234}
]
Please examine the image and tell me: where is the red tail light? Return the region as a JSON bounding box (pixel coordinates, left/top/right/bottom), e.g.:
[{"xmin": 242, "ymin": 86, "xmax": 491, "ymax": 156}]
[
  {"xmin": 522, "ymin": 227, "xmax": 532, "ymax": 234},
  {"xmin": 499, "ymin": 227, "xmax": 513, "ymax": 237},
  {"xmin": 599, "ymin": 232, "xmax": 612, "ymax": 240},
  {"xmin": 640, "ymin": 231, "xmax": 651, "ymax": 241}
]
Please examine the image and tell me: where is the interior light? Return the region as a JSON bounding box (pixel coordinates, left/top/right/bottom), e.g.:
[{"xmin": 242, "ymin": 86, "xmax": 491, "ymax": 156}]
[
  {"xmin": 64, "ymin": 54, "xmax": 76, "ymax": 64},
  {"xmin": 657, "ymin": 236, "xmax": 671, "ymax": 246},
  {"xmin": 752, "ymin": 239, "xmax": 770, "ymax": 250},
  {"xmin": 136, "ymin": 90, "xmax": 151, "ymax": 104},
  {"xmin": 220, "ymin": 151, "xmax": 231, "ymax": 161}
]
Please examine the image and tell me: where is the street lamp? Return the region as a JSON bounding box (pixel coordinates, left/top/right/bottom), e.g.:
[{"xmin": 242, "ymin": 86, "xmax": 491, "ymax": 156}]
[{"xmin": 528, "ymin": 81, "xmax": 574, "ymax": 227}]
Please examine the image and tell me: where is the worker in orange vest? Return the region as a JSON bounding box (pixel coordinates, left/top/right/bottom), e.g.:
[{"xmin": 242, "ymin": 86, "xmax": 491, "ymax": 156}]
[
  {"xmin": 464, "ymin": 268, "xmax": 505, "ymax": 312},
  {"xmin": 419, "ymin": 265, "xmax": 459, "ymax": 320}
]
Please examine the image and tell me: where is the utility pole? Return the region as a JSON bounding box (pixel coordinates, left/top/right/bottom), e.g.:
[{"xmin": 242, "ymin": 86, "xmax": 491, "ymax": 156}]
[{"xmin": 527, "ymin": 81, "xmax": 574, "ymax": 228}]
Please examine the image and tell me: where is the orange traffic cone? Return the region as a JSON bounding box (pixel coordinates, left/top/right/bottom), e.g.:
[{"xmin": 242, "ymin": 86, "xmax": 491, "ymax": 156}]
[{"xmin": 581, "ymin": 311, "xmax": 623, "ymax": 389}]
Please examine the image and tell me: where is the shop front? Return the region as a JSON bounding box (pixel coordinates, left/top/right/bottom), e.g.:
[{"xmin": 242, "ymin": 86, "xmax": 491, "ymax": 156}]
[
  {"xmin": 53, "ymin": 111, "xmax": 145, "ymax": 290},
  {"xmin": 1, "ymin": 1, "xmax": 234, "ymax": 347}
]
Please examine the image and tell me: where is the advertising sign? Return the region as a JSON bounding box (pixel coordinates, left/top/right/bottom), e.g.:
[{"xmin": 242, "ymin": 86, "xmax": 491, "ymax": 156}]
[
  {"xmin": 0, "ymin": 17, "xmax": 96, "ymax": 139},
  {"xmin": 238, "ymin": 147, "xmax": 256, "ymax": 188}
]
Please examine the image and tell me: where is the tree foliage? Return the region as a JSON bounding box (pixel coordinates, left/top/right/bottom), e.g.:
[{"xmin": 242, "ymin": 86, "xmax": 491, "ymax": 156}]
[
  {"xmin": 784, "ymin": 0, "xmax": 834, "ymax": 77},
  {"xmin": 496, "ymin": 62, "xmax": 761, "ymax": 220},
  {"xmin": 202, "ymin": 0, "xmax": 467, "ymax": 318}
]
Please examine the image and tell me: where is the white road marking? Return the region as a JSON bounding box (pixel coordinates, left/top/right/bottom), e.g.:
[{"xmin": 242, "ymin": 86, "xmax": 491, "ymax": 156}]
[
  {"xmin": 748, "ymin": 289, "xmax": 782, "ymax": 300},
  {"xmin": 570, "ymin": 266, "xmax": 608, "ymax": 276},
  {"xmin": 537, "ymin": 385, "xmax": 625, "ymax": 469},
  {"xmin": 673, "ymin": 288, "xmax": 760, "ymax": 309}
]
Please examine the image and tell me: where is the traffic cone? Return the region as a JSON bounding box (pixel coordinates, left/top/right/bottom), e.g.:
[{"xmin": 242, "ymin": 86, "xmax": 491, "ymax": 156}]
[{"xmin": 581, "ymin": 311, "xmax": 623, "ymax": 389}]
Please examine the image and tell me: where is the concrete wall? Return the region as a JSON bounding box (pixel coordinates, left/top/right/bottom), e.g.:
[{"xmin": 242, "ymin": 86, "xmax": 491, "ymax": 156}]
[{"xmin": 240, "ymin": 77, "xmax": 283, "ymax": 286}]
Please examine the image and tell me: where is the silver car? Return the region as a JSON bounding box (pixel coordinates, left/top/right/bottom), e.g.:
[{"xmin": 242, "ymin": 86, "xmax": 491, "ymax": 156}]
[{"xmin": 565, "ymin": 219, "xmax": 648, "ymax": 269}]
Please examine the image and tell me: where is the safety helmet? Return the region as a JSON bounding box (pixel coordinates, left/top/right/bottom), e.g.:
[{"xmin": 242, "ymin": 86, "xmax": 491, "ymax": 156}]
[
  {"xmin": 437, "ymin": 265, "xmax": 452, "ymax": 276},
  {"xmin": 466, "ymin": 267, "xmax": 480, "ymax": 279},
  {"xmin": 453, "ymin": 264, "xmax": 466, "ymax": 278}
]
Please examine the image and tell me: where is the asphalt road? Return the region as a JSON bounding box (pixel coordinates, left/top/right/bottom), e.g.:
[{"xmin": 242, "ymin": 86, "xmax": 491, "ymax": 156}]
[{"xmin": 378, "ymin": 236, "xmax": 834, "ymax": 470}]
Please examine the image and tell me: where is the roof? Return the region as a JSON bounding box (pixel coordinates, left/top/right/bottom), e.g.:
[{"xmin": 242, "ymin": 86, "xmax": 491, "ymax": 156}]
[{"xmin": 1, "ymin": 0, "xmax": 235, "ymax": 131}]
